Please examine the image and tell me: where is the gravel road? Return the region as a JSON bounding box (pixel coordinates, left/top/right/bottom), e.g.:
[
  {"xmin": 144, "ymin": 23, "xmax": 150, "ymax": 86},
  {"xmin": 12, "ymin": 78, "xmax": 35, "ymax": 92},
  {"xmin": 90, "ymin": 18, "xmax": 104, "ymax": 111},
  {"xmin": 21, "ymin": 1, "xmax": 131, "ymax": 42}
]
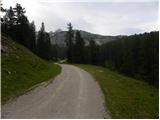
[{"xmin": 2, "ymin": 64, "xmax": 110, "ymax": 119}]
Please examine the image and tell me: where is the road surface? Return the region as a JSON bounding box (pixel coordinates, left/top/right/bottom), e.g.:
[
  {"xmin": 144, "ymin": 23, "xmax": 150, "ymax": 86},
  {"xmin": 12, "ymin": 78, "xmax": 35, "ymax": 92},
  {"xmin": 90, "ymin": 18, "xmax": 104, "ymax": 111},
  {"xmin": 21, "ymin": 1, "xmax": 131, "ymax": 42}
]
[{"xmin": 2, "ymin": 64, "xmax": 110, "ymax": 119}]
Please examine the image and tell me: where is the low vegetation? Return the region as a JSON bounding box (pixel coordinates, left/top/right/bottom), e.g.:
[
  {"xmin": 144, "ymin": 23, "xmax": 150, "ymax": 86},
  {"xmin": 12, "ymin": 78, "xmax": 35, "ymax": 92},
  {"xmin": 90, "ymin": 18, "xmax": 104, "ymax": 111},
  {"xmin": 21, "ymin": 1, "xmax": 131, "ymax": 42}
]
[
  {"xmin": 76, "ymin": 64, "xmax": 159, "ymax": 118},
  {"xmin": 1, "ymin": 35, "xmax": 61, "ymax": 104}
]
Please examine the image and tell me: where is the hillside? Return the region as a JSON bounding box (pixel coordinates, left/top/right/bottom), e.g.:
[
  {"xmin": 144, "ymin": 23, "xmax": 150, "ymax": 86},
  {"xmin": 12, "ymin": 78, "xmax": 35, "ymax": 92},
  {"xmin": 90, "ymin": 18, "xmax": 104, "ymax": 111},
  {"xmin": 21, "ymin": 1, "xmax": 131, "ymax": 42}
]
[
  {"xmin": 76, "ymin": 64, "xmax": 159, "ymax": 118},
  {"xmin": 49, "ymin": 30, "xmax": 119, "ymax": 47},
  {"xmin": 1, "ymin": 34, "xmax": 61, "ymax": 103}
]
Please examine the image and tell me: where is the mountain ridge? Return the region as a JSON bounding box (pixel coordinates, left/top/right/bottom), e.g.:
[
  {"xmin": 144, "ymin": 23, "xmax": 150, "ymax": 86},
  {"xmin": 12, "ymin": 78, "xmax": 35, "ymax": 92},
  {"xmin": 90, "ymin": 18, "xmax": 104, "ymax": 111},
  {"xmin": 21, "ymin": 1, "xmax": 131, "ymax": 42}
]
[{"xmin": 49, "ymin": 30, "xmax": 123, "ymax": 47}]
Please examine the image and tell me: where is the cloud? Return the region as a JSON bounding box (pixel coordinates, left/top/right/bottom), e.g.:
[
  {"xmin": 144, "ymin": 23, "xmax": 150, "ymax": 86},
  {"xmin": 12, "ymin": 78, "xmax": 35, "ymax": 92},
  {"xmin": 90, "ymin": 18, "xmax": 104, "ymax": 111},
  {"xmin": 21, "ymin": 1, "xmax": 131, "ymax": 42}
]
[{"xmin": 2, "ymin": 0, "xmax": 158, "ymax": 35}]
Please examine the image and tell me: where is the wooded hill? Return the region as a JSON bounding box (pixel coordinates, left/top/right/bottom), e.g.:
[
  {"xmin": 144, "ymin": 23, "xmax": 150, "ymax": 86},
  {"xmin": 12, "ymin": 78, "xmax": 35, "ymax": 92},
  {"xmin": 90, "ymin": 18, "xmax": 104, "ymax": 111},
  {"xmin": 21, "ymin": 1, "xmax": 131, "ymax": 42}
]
[
  {"xmin": 65, "ymin": 23, "xmax": 159, "ymax": 87},
  {"xmin": 1, "ymin": 3, "xmax": 159, "ymax": 87}
]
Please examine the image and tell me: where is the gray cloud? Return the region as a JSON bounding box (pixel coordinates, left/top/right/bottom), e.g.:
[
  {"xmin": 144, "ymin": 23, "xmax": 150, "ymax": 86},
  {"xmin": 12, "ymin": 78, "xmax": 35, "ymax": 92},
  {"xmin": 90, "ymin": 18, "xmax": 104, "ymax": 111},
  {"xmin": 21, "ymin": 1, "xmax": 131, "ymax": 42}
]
[{"xmin": 2, "ymin": 0, "xmax": 158, "ymax": 35}]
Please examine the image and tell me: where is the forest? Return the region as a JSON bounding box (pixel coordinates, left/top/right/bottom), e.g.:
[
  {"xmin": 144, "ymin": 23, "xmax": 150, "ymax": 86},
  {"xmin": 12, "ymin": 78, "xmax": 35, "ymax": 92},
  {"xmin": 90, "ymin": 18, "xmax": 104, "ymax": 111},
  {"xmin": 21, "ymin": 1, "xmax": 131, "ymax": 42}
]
[
  {"xmin": 1, "ymin": 3, "xmax": 159, "ymax": 87},
  {"xmin": 100, "ymin": 32, "xmax": 159, "ymax": 87}
]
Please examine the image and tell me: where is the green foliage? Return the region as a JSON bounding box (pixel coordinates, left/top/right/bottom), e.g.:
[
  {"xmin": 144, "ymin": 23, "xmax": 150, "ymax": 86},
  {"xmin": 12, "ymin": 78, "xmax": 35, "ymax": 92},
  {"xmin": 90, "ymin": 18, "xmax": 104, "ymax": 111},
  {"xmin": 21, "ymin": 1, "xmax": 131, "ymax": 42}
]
[
  {"xmin": 100, "ymin": 31, "xmax": 159, "ymax": 87},
  {"xmin": 1, "ymin": 3, "xmax": 37, "ymax": 53},
  {"xmin": 65, "ymin": 27, "xmax": 158, "ymax": 88},
  {"xmin": 1, "ymin": 35, "xmax": 61, "ymax": 103},
  {"xmin": 88, "ymin": 40, "xmax": 100, "ymax": 65},
  {"xmin": 65, "ymin": 22, "xmax": 74, "ymax": 63},
  {"xmin": 76, "ymin": 64, "xmax": 159, "ymax": 118},
  {"xmin": 65, "ymin": 24, "xmax": 99, "ymax": 65},
  {"xmin": 28, "ymin": 21, "xmax": 36, "ymax": 53},
  {"xmin": 73, "ymin": 30, "xmax": 85, "ymax": 63},
  {"xmin": 36, "ymin": 22, "xmax": 54, "ymax": 60}
]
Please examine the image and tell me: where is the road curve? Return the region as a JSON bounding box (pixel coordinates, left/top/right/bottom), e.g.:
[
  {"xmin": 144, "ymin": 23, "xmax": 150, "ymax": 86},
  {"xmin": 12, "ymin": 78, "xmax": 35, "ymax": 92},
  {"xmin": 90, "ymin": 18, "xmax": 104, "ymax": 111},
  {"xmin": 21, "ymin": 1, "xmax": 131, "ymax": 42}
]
[{"xmin": 2, "ymin": 64, "xmax": 110, "ymax": 119}]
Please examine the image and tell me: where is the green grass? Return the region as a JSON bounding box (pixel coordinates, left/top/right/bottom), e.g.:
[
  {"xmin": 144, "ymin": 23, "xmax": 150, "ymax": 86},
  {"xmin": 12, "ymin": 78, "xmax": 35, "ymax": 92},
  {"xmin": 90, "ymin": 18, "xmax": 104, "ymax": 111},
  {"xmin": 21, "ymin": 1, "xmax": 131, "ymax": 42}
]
[
  {"xmin": 75, "ymin": 64, "xmax": 159, "ymax": 118},
  {"xmin": 1, "ymin": 35, "xmax": 61, "ymax": 104}
]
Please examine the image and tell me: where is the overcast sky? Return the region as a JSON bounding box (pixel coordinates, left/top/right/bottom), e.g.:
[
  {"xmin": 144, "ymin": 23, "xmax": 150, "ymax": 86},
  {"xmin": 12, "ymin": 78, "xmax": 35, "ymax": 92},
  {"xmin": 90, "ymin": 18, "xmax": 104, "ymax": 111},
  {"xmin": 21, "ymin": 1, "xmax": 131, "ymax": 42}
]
[{"xmin": 2, "ymin": 0, "xmax": 159, "ymax": 35}]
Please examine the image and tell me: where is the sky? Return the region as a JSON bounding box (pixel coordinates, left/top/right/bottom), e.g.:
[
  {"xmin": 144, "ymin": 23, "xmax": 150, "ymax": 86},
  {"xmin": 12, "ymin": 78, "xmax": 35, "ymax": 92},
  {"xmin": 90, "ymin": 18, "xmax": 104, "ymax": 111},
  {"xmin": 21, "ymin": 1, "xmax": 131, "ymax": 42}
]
[{"xmin": 2, "ymin": 0, "xmax": 159, "ymax": 35}]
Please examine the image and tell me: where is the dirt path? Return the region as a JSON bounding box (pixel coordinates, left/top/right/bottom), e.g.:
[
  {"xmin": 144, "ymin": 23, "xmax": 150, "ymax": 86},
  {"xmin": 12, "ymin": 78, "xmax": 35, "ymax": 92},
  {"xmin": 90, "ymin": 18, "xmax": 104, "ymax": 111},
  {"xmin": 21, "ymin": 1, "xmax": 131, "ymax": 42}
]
[{"xmin": 2, "ymin": 64, "xmax": 110, "ymax": 119}]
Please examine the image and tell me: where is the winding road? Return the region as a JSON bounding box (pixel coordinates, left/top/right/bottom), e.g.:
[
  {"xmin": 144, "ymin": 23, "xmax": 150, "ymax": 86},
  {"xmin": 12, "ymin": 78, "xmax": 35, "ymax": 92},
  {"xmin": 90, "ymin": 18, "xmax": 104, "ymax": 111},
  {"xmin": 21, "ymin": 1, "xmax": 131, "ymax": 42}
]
[{"xmin": 2, "ymin": 64, "xmax": 110, "ymax": 119}]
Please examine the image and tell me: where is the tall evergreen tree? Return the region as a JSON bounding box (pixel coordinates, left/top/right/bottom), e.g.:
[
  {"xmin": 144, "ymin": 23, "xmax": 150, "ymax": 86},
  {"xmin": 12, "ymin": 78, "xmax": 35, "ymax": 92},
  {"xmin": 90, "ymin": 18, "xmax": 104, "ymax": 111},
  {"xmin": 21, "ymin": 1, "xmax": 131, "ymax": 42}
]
[
  {"xmin": 37, "ymin": 22, "xmax": 46, "ymax": 59},
  {"xmin": 1, "ymin": 3, "xmax": 30, "ymax": 47},
  {"xmin": 88, "ymin": 40, "xmax": 100, "ymax": 65},
  {"xmin": 1, "ymin": 6, "xmax": 16, "ymax": 34},
  {"xmin": 28, "ymin": 21, "xmax": 36, "ymax": 53},
  {"xmin": 44, "ymin": 32, "xmax": 52, "ymax": 60},
  {"xmin": 11, "ymin": 3, "xmax": 29, "ymax": 45},
  {"xmin": 13, "ymin": 3, "xmax": 26, "ymax": 25},
  {"xmin": 36, "ymin": 22, "xmax": 52, "ymax": 60},
  {"xmin": 74, "ymin": 30, "xmax": 85, "ymax": 63},
  {"xmin": 65, "ymin": 23, "xmax": 74, "ymax": 63}
]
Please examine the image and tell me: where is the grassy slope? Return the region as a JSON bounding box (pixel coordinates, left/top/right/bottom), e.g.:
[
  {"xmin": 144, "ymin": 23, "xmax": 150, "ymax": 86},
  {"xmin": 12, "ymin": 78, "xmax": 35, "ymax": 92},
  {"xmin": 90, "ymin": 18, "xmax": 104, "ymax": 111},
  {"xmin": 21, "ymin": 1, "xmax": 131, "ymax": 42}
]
[
  {"xmin": 1, "ymin": 35, "xmax": 61, "ymax": 103},
  {"xmin": 76, "ymin": 64, "xmax": 159, "ymax": 118}
]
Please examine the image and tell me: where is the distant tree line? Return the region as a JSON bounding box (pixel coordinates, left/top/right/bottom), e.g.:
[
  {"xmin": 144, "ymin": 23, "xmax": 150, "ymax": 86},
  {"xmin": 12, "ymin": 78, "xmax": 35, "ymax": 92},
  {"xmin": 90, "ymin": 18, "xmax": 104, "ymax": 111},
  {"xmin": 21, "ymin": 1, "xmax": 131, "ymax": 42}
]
[
  {"xmin": 65, "ymin": 23, "xmax": 159, "ymax": 87},
  {"xmin": 1, "ymin": 3, "xmax": 57, "ymax": 60},
  {"xmin": 100, "ymin": 32, "xmax": 159, "ymax": 87}
]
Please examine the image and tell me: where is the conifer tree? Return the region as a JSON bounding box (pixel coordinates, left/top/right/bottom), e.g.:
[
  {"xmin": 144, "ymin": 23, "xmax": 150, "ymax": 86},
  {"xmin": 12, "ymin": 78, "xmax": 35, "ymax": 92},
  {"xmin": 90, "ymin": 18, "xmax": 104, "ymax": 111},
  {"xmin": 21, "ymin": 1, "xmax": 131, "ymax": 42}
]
[
  {"xmin": 88, "ymin": 40, "xmax": 99, "ymax": 65},
  {"xmin": 37, "ymin": 22, "xmax": 46, "ymax": 59},
  {"xmin": 65, "ymin": 23, "xmax": 74, "ymax": 63},
  {"xmin": 28, "ymin": 21, "xmax": 36, "ymax": 53},
  {"xmin": 74, "ymin": 30, "xmax": 85, "ymax": 63}
]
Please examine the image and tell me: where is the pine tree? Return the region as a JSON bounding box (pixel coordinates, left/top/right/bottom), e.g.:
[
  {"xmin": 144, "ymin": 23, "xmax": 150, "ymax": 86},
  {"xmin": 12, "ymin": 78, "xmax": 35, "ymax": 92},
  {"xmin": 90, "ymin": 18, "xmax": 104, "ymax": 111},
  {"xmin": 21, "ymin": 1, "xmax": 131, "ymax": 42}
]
[
  {"xmin": 44, "ymin": 32, "xmax": 52, "ymax": 60},
  {"xmin": 28, "ymin": 21, "xmax": 36, "ymax": 53},
  {"xmin": 74, "ymin": 30, "xmax": 85, "ymax": 63},
  {"xmin": 36, "ymin": 22, "xmax": 52, "ymax": 60},
  {"xmin": 13, "ymin": 3, "xmax": 26, "ymax": 25},
  {"xmin": 2, "ymin": 3, "xmax": 30, "ymax": 47},
  {"xmin": 88, "ymin": 40, "xmax": 100, "ymax": 65},
  {"xmin": 2, "ymin": 6, "xmax": 16, "ymax": 34},
  {"xmin": 65, "ymin": 23, "xmax": 74, "ymax": 63},
  {"xmin": 37, "ymin": 22, "xmax": 46, "ymax": 59}
]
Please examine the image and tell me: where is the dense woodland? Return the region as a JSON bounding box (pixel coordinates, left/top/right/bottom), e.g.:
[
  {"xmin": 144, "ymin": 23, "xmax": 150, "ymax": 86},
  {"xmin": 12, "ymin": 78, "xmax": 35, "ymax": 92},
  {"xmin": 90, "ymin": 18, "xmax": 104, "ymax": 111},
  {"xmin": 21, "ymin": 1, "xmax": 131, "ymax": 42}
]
[
  {"xmin": 1, "ymin": 4, "xmax": 159, "ymax": 87},
  {"xmin": 65, "ymin": 23, "xmax": 159, "ymax": 87},
  {"xmin": 100, "ymin": 32, "xmax": 159, "ymax": 87},
  {"xmin": 1, "ymin": 3, "xmax": 55, "ymax": 60}
]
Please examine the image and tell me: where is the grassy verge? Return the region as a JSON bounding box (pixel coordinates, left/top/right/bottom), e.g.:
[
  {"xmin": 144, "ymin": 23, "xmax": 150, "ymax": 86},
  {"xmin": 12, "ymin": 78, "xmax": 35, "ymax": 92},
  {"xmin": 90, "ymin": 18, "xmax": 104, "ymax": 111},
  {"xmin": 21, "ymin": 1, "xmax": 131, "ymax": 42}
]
[
  {"xmin": 1, "ymin": 35, "xmax": 61, "ymax": 104},
  {"xmin": 75, "ymin": 64, "xmax": 159, "ymax": 118}
]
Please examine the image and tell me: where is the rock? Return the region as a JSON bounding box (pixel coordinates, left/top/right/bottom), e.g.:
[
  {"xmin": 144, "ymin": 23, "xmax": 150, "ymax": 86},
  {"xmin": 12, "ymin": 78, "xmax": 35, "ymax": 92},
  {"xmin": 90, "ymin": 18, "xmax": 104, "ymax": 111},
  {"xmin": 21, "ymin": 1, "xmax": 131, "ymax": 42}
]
[
  {"xmin": 1, "ymin": 45, "xmax": 9, "ymax": 54},
  {"xmin": 7, "ymin": 71, "xmax": 11, "ymax": 75}
]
